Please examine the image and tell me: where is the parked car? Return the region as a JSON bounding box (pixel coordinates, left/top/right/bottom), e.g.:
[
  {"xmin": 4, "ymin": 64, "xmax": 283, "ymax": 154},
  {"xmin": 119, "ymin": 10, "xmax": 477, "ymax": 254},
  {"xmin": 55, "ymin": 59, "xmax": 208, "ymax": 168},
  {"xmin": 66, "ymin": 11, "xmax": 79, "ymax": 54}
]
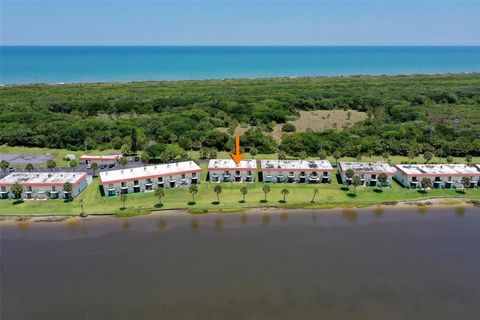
[
  {"xmin": 8, "ymin": 166, "xmax": 15, "ymax": 172},
  {"xmin": 108, "ymin": 163, "xmax": 115, "ymax": 168},
  {"xmin": 100, "ymin": 164, "xmax": 107, "ymax": 170},
  {"xmin": 86, "ymin": 164, "xmax": 92, "ymax": 169}
]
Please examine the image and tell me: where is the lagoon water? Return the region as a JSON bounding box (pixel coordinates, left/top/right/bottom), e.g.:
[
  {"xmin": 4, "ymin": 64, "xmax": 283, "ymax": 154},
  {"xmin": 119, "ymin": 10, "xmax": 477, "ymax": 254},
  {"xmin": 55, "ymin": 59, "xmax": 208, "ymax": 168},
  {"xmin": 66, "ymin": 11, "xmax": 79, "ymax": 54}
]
[
  {"xmin": 1, "ymin": 207, "xmax": 480, "ymax": 319},
  {"xmin": 1, "ymin": 46, "xmax": 480, "ymax": 84}
]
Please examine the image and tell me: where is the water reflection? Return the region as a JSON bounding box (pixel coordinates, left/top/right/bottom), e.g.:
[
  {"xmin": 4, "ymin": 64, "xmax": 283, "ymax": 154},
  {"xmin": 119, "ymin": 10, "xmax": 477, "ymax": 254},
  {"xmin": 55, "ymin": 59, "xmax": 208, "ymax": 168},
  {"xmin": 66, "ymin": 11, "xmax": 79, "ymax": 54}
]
[
  {"xmin": 214, "ymin": 216, "xmax": 223, "ymax": 230},
  {"xmin": 373, "ymin": 206, "xmax": 384, "ymax": 219},
  {"xmin": 16, "ymin": 221, "xmax": 30, "ymax": 231},
  {"xmin": 262, "ymin": 214, "xmax": 271, "ymax": 225},
  {"xmin": 240, "ymin": 214, "xmax": 248, "ymax": 224},
  {"xmin": 66, "ymin": 218, "xmax": 79, "ymax": 230},
  {"xmin": 157, "ymin": 218, "xmax": 167, "ymax": 230},
  {"xmin": 280, "ymin": 212, "xmax": 289, "ymax": 222},
  {"xmin": 311, "ymin": 213, "xmax": 317, "ymax": 223},
  {"xmin": 341, "ymin": 209, "xmax": 358, "ymax": 223},
  {"xmin": 455, "ymin": 206, "xmax": 466, "ymax": 218},
  {"xmin": 122, "ymin": 220, "xmax": 130, "ymax": 231},
  {"xmin": 417, "ymin": 206, "xmax": 428, "ymax": 214},
  {"xmin": 190, "ymin": 218, "xmax": 200, "ymax": 230}
]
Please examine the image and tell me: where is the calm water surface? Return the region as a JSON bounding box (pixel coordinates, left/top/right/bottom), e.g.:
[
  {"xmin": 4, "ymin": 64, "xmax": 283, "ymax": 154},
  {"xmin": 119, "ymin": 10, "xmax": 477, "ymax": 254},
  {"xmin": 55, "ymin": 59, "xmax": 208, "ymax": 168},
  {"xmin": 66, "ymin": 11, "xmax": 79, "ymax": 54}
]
[
  {"xmin": 1, "ymin": 207, "xmax": 480, "ymax": 320},
  {"xmin": 1, "ymin": 46, "xmax": 480, "ymax": 84}
]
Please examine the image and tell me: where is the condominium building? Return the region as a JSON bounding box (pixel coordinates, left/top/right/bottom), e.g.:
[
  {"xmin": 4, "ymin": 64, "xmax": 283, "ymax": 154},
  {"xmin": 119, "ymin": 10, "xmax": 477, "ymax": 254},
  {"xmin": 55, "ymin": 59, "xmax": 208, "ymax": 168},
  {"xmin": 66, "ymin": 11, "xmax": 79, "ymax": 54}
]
[
  {"xmin": 0, "ymin": 172, "xmax": 91, "ymax": 200},
  {"xmin": 394, "ymin": 164, "xmax": 480, "ymax": 189},
  {"xmin": 208, "ymin": 159, "xmax": 257, "ymax": 183},
  {"xmin": 80, "ymin": 155, "xmax": 122, "ymax": 165},
  {"xmin": 260, "ymin": 160, "xmax": 334, "ymax": 183},
  {"xmin": 99, "ymin": 161, "xmax": 201, "ymax": 196},
  {"xmin": 339, "ymin": 161, "xmax": 397, "ymax": 186}
]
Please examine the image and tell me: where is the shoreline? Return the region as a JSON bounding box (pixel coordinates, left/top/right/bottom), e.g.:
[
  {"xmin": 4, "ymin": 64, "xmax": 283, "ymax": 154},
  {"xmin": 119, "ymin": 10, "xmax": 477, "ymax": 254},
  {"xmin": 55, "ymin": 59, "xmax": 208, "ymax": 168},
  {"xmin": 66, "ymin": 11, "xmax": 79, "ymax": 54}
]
[{"xmin": 1, "ymin": 196, "xmax": 478, "ymax": 224}]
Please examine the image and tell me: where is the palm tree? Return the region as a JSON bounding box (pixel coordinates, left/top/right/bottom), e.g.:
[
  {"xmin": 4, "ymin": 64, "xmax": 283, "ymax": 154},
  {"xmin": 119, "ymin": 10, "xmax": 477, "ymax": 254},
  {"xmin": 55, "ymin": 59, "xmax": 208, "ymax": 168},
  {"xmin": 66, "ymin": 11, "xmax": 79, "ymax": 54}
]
[
  {"xmin": 46, "ymin": 159, "xmax": 57, "ymax": 171},
  {"xmin": 382, "ymin": 152, "xmax": 390, "ymax": 162},
  {"xmin": 377, "ymin": 172, "xmax": 388, "ymax": 191},
  {"xmin": 318, "ymin": 150, "xmax": 327, "ymax": 160},
  {"xmin": 461, "ymin": 176, "xmax": 471, "ymax": 193},
  {"xmin": 63, "ymin": 182, "xmax": 73, "ymax": 200},
  {"xmin": 240, "ymin": 186, "xmax": 248, "ymax": 202},
  {"xmin": 281, "ymin": 188, "xmax": 289, "ymax": 202},
  {"xmin": 155, "ymin": 187, "xmax": 165, "ymax": 205},
  {"xmin": 332, "ymin": 151, "xmax": 342, "ymax": 165},
  {"xmin": 119, "ymin": 157, "xmax": 128, "ymax": 168},
  {"xmin": 298, "ymin": 151, "xmax": 308, "ymax": 160},
  {"xmin": 262, "ymin": 184, "xmax": 271, "ymax": 202},
  {"xmin": 423, "ymin": 152, "xmax": 433, "ymax": 164},
  {"xmin": 120, "ymin": 193, "xmax": 128, "ymax": 209},
  {"xmin": 25, "ymin": 163, "xmax": 34, "ymax": 172},
  {"xmin": 352, "ymin": 175, "xmax": 362, "ymax": 195},
  {"xmin": 311, "ymin": 188, "xmax": 319, "ymax": 203},
  {"xmin": 407, "ymin": 151, "xmax": 416, "ymax": 164},
  {"xmin": 214, "ymin": 185, "xmax": 222, "ymax": 203},
  {"xmin": 91, "ymin": 162, "xmax": 99, "ymax": 177},
  {"xmin": 345, "ymin": 168, "xmax": 354, "ymax": 185},
  {"xmin": 420, "ymin": 177, "xmax": 432, "ymax": 192},
  {"xmin": 446, "ymin": 156, "xmax": 454, "ymax": 164},
  {"xmin": 1, "ymin": 160, "xmax": 10, "ymax": 176},
  {"xmin": 69, "ymin": 159, "xmax": 78, "ymax": 171},
  {"xmin": 249, "ymin": 146, "xmax": 257, "ymax": 159},
  {"xmin": 189, "ymin": 184, "xmax": 198, "ymax": 203},
  {"xmin": 465, "ymin": 155, "xmax": 473, "ymax": 165},
  {"xmin": 11, "ymin": 182, "xmax": 23, "ymax": 200}
]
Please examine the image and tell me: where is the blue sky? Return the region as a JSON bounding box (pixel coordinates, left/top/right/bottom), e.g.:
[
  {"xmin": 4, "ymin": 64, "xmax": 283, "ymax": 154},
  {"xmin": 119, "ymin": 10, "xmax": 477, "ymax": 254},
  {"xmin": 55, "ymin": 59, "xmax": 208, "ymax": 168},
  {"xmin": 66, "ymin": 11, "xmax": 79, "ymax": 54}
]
[{"xmin": 1, "ymin": 1, "xmax": 479, "ymax": 45}]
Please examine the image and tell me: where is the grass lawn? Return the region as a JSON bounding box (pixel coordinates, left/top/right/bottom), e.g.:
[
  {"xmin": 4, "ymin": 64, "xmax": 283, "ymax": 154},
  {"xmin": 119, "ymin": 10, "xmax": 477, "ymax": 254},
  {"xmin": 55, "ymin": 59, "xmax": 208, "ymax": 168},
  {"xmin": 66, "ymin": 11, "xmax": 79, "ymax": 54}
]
[{"xmin": 1, "ymin": 170, "xmax": 479, "ymax": 215}]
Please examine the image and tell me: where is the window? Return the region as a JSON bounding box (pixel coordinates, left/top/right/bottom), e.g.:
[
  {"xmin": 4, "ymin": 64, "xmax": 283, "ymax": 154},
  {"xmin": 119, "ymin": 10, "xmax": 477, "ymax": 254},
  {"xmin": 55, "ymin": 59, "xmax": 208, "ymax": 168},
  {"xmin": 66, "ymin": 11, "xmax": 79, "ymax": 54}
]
[
  {"xmin": 236, "ymin": 171, "xmax": 240, "ymax": 175},
  {"xmin": 247, "ymin": 171, "xmax": 252, "ymax": 176},
  {"xmin": 52, "ymin": 186, "xmax": 56, "ymax": 191},
  {"xmin": 134, "ymin": 180, "xmax": 139, "ymax": 186},
  {"xmin": 146, "ymin": 178, "xmax": 152, "ymax": 184},
  {"xmin": 26, "ymin": 186, "xmax": 33, "ymax": 191},
  {"xmin": 108, "ymin": 184, "xmax": 114, "ymax": 189},
  {"xmin": 1, "ymin": 186, "xmax": 6, "ymax": 192},
  {"xmin": 192, "ymin": 173, "xmax": 197, "ymax": 178},
  {"xmin": 412, "ymin": 177, "xmax": 418, "ymax": 182},
  {"xmin": 158, "ymin": 177, "xmax": 163, "ymax": 182},
  {"xmin": 181, "ymin": 174, "xmax": 186, "ymax": 179},
  {"xmin": 371, "ymin": 174, "xmax": 376, "ymax": 179},
  {"xmin": 121, "ymin": 182, "xmax": 127, "ymax": 188}
]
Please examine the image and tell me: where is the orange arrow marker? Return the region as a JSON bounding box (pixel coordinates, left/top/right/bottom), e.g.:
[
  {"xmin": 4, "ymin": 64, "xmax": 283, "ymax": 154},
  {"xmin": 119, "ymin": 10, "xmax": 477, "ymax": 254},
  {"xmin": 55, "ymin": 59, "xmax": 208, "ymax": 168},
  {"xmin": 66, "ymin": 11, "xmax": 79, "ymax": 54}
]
[{"xmin": 230, "ymin": 135, "xmax": 245, "ymax": 165}]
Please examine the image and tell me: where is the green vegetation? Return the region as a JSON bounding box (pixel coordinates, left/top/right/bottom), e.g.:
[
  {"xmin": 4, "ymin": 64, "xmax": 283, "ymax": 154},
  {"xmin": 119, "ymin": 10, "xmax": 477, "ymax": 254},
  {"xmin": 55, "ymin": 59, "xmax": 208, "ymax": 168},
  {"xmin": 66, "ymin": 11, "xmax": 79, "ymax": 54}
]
[{"xmin": 1, "ymin": 74, "xmax": 479, "ymax": 159}]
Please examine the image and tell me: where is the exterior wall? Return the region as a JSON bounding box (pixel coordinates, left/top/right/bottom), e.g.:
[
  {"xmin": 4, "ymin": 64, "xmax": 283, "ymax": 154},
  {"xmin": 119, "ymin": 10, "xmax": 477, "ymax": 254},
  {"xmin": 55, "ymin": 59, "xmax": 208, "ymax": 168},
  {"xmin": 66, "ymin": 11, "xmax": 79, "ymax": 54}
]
[
  {"xmin": 208, "ymin": 169, "xmax": 255, "ymax": 183},
  {"xmin": 102, "ymin": 171, "xmax": 200, "ymax": 196},
  {"xmin": 263, "ymin": 169, "xmax": 332, "ymax": 183},
  {"xmin": 81, "ymin": 158, "xmax": 118, "ymax": 165},
  {"xmin": 339, "ymin": 171, "xmax": 393, "ymax": 187},
  {"xmin": 394, "ymin": 171, "xmax": 479, "ymax": 189},
  {"xmin": 0, "ymin": 175, "xmax": 91, "ymax": 200}
]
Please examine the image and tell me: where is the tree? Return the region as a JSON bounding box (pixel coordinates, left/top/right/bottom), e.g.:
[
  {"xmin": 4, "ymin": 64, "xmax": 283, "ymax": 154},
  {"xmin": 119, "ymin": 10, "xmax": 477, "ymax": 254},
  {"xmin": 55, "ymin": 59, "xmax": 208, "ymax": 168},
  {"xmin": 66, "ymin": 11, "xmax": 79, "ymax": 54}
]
[
  {"xmin": 130, "ymin": 128, "xmax": 139, "ymax": 155},
  {"xmin": 382, "ymin": 152, "xmax": 390, "ymax": 162},
  {"xmin": 79, "ymin": 199, "xmax": 86, "ymax": 217},
  {"xmin": 446, "ymin": 156, "xmax": 454, "ymax": 164},
  {"xmin": 278, "ymin": 150, "xmax": 287, "ymax": 160},
  {"xmin": 240, "ymin": 186, "xmax": 248, "ymax": 202},
  {"xmin": 69, "ymin": 159, "xmax": 78, "ymax": 171},
  {"xmin": 0, "ymin": 160, "xmax": 9, "ymax": 176},
  {"xmin": 377, "ymin": 172, "xmax": 388, "ymax": 190},
  {"xmin": 262, "ymin": 184, "xmax": 271, "ymax": 202},
  {"xmin": 120, "ymin": 144, "xmax": 131, "ymax": 156},
  {"xmin": 407, "ymin": 151, "xmax": 416, "ymax": 163},
  {"xmin": 318, "ymin": 150, "xmax": 327, "ymax": 160},
  {"xmin": 119, "ymin": 157, "xmax": 128, "ymax": 168},
  {"xmin": 281, "ymin": 188, "xmax": 289, "ymax": 202},
  {"xmin": 155, "ymin": 187, "xmax": 165, "ymax": 205},
  {"xmin": 120, "ymin": 193, "xmax": 128, "ymax": 209},
  {"xmin": 311, "ymin": 188, "xmax": 319, "ymax": 203},
  {"xmin": 249, "ymin": 146, "xmax": 258, "ymax": 159},
  {"xmin": 91, "ymin": 162, "xmax": 99, "ymax": 177},
  {"xmin": 347, "ymin": 111, "xmax": 352, "ymax": 120},
  {"xmin": 435, "ymin": 149, "xmax": 445, "ymax": 162},
  {"xmin": 461, "ymin": 176, "xmax": 471, "ymax": 192},
  {"xmin": 332, "ymin": 151, "xmax": 342, "ymax": 165},
  {"xmin": 214, "ymin": 185, "xmax": 222, "ymax": 203},
  {"xmin": 465, "ymin": 154, "xmax": 473, "ymax": 165},
  {"xmin": 352, "ymin": 175, "xmax": 362, "ymax": 195},
  {"xmin": 298, "ymin": 151, "xmax": 308, "ymax": 160},
  {"xmin": 420, "ymin": 177, "xmax": 432, "ymax": 192},
  {"xmin": 189, "ymin": 184, "xmax": 198, "ymax": 203},
  {"xmin": 281, "ymin": 123, "xmax": 296, "ymax": 132},
  {"xmin": 11, "ymin": 182, "xmax": 23, "ymax": 200},
  {"xmin": 25, "ymin": 163, "xmax": 34, "ymax": 172},
  {"xmin": 345, "ymin": 168, "xmax": 354, "ymax": 184},
  {"xmin": 46, "ymin": 159, "xmax": 56, "ymax": 171},
  {"xmin": 423, "ymin": 152, "xmax": 433, "ymax": 163},
  {"xmin": 355, "ymin": 153, "xmax": 363, "ymax": 162},
  {"xmin": 63, "ymin": 182, "xmax": 73, "ymax": 199}
]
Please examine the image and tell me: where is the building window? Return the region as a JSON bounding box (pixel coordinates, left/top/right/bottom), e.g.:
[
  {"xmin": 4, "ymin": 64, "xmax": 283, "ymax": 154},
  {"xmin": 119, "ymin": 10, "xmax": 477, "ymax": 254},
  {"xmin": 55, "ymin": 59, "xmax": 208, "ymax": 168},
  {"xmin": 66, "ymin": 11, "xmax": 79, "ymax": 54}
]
[
  {"xmin": 108, "ymin": 184, "xmax": 114, "ymax": 189},
  {"xmin": 146, "ymin": 178, "xmax": 152, "ymax": 184},
  {"xmin": 52, "ymin": 186, "xmax": 56, "ymax": 191},
  {"xmin": 26, "ymin": 186, "xmax": 33, "ymax": 191},
  {"xmin": 412, "ymin": 177, "xmax": 418, "ymax": 182},
  {"xmin": 121, "ymin": 182, "xmax": 127, "ymax": 188},
  {"xmin": 158, "ymin": 177, "xmax": 163, "ymax": 182},
  {"xmin": 181, "ymin": 174, "xmax": 186, "ymax": 179},
  {"xmin": 1, "ymin": 186, "xmax": 6, "ymax": 192},
  {"xmin": 134, "ymin": 180, "xmax": 139, "ymax": 186},
  {"xmin": 192, "ymin": 173, "xmax": 197, "ymax": 178}
]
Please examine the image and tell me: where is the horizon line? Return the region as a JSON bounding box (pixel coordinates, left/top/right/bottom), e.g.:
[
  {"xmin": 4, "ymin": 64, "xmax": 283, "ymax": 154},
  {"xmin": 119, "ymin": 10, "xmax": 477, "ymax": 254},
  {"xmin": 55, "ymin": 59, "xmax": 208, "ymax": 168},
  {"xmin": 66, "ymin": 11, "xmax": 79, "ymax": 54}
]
[{"xmin": 2, "ymin": 44, "xmax": 480, "ymax": 47}]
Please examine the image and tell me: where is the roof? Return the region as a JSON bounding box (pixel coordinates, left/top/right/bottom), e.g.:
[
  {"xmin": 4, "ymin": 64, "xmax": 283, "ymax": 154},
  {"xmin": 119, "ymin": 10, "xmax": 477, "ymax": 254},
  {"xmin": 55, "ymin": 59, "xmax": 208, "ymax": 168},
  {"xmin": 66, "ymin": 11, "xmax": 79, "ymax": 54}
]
[
  {"xmin": 208, "ymin": 159, "xmax": 257, "ymax": 171},
  {"xmin": 339, "ymin": 162, "xmax": 397, "ymax": 175},
  {"xmin": 260, "ymin": 160, "xmax": 334, "ymax": 172},
  {"xmin": 395, "ymin": 164, "xmax": 480, "ymax": 176},
  {"xmin": 80, "ymin": 155, "xmax": 121, "ymax": 161},
  {"xmin": 0, "ymin": 172, "xmax": 88, "ymax": 187},
  {"xmin": 99, "ymin": 161, "xmax": 201, "ymax": 184}
]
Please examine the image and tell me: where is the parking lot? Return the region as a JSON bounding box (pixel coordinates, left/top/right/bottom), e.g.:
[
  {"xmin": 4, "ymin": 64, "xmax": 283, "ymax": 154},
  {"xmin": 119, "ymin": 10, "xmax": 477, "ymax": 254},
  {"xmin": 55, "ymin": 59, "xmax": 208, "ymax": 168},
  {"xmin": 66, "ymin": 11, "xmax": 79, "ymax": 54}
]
[{"xmin": 0, "ymin": 153, "xmax": 53, "ymax": 165}]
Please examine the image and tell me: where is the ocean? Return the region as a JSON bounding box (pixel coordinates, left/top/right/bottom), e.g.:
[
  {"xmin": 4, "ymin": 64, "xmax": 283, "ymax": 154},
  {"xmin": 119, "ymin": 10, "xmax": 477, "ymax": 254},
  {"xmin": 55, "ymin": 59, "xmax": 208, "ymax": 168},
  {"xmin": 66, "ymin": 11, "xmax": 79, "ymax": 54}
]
[{"xmin": 1, "ymin": 46, "xmax": 480, "ymax": 84}]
